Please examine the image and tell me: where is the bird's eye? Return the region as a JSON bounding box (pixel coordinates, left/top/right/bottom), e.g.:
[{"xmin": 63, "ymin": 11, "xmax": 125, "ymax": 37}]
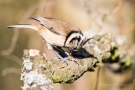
[{"xmin": 73, "ymin": 47, "xmax": 78, "ymax": 51}]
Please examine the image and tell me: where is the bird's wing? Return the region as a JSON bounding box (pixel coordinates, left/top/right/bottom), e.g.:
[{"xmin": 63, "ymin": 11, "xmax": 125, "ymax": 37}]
[{"xmin": 29, "ymin": 17, "xmax": 80, "ymax": 36}]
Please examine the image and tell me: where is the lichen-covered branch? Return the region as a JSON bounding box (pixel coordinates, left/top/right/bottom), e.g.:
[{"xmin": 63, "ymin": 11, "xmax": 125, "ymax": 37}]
[{"xmin": 20, "ymin": 32, "xmax": 135, "ymax": 90}]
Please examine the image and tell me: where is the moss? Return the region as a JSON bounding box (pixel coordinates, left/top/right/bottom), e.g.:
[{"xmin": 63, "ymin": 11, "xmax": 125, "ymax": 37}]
[
  {"xmin": 125, "ymin": 59, "xmax": 132, "ymax": 67},
  {"xmin": 65, "ymin": 77, "xmax": 75, "ymax": 83},
  {"xmin": 111, "ymin": 49, "xmax": 119, "ymax": 61},
  {"xmin": 88, "ymin": 67, "xmax": 95, "ymax": 71},
  {"xmin": 52, "ymin": 75, "xmax": 63, "ymax": 83},
  {"xmin": 52, "ymin": 74, "xmax": 77, "ymax": 83}
]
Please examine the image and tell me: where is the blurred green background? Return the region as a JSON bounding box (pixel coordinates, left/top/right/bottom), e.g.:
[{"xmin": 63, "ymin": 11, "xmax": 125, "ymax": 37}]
[{"xmin": 0, "ymin": 0, "xmax": 135, "ymax": 90}]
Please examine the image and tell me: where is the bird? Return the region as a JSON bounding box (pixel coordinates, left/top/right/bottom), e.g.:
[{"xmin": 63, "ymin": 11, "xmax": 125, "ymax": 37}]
[{"xmin": 8, "ymin": 17, "xmax": 90, "ymax": 63}]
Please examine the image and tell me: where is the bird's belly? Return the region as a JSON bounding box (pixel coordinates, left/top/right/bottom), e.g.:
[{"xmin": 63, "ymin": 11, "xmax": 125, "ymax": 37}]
[{"xmin": 39, "ymin": 29, "xmax": 65, "ymax": 46}]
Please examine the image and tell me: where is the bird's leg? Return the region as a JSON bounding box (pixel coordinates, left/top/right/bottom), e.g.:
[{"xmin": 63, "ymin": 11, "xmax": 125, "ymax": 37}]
[
  {"xmin": 46, "ymin": 43, "xmax": 68, "ymax": 65},
  {"xmin": 68, "ymin": 50, "xmax": 79, "ymax": 65},
  {"xmin": 67, "ymin": 51, "xmax": 72, "ymax": 61}
]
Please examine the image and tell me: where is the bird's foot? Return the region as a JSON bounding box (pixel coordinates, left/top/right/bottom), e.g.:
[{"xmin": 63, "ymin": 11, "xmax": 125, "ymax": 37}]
[
  {"xmin": 66, "ymin": 52, "xmax": 80, "ymax": 65},
  {"xmin": 56, "ymin": 54, "xmax": 68, "ymax": 65},
  {"xmin": 71, "ymin": 57, "xmax": 79, "ymax": 65}
]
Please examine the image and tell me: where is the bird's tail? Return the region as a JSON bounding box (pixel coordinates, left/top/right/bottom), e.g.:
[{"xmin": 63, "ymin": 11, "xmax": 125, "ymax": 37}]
[{"xmin": 7, "ymin": 24, "xmax": 38, "ymax": 31}]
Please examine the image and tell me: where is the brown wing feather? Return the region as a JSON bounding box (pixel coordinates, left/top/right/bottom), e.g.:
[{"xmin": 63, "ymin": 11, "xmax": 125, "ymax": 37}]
[{"xmin": 30, "ymin": 17, "xmax": 80, "ymax": 36}]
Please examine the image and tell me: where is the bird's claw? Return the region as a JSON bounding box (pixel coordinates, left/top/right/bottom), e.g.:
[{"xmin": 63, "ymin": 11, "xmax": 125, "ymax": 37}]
[
  {"xmin": 57, "ymin": 54, "xmax": 68, "ymax": 65},
  {"xmin": 71, "ymin": 57, "xmax": 79, "ymax": 65},
  {"xmin": 56, "ymin": 51, "xmax": 80, "ymax": 65}
]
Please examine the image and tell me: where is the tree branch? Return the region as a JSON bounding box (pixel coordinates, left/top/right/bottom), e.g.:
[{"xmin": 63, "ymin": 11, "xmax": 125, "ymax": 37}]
[{"xmin": 20, "ymin": 32, "xmax": 135, "ymax": 90}]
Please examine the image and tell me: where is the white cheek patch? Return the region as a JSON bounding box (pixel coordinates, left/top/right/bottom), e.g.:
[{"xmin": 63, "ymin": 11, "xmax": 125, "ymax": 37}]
[
  {"xmin": 74, "ymin": 40, "xmax": 78, "ymax": 49},
  {"xmin": 77, "ymin": 35, "xmax": 85, "ymax": 49}
]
